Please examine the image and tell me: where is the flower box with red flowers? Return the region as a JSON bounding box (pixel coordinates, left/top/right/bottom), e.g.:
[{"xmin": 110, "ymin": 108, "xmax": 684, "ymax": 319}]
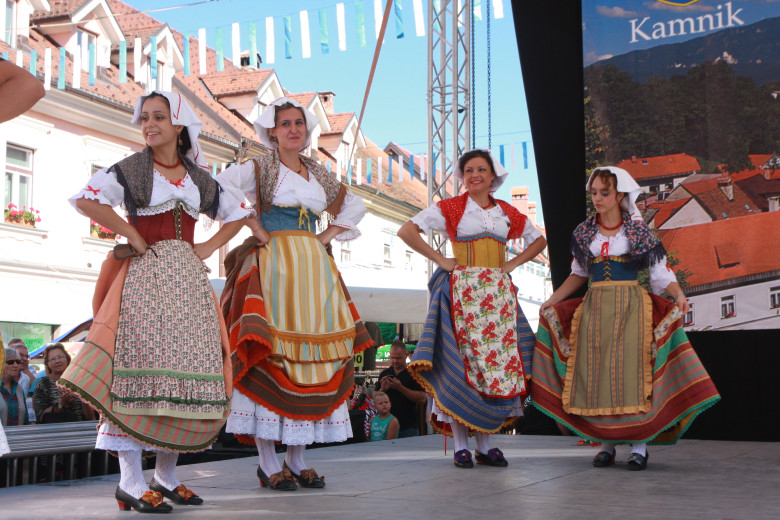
[
  {"xmin": 90, "ymin": 220, "xmax": 120, "ymax": 240},
  {"xmin": 4, "ymin": 203, "xmax": 40, "ymax": 227}
]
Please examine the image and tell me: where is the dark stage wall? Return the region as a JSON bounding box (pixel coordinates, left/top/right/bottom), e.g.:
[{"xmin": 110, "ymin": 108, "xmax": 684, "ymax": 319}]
[{"xmin": 511, "ymin": 1, "xmax": 778, "ymax": 442}]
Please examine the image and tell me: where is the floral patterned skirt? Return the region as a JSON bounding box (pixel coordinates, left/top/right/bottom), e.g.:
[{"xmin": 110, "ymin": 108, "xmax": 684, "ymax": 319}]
[
  {"xmin": 110, "ymin": 240, "xmax": 228, "ymax": 419},
  {"xmin": 408, "ymin": 268, "xmax": 534, "ymax": 435}
]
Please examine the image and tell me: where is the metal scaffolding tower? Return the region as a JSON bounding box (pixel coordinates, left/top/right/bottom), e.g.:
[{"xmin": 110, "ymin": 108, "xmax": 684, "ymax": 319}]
[{"xmin": 426, "ymin": 0, "xmax": 470, "ymax": 258}]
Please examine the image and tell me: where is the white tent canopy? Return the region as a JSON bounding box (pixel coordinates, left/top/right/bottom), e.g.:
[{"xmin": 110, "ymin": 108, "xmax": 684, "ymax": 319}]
[{"xmin": 210, "ymin": 264, "xmax": 430, "ymax": 324}]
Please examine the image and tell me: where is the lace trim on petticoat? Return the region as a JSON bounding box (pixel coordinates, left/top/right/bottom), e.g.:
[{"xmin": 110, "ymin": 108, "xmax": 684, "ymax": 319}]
[
  {"xmin": 136, "ymin": 200, "xmax": 199, "ymax": 220},
  {"xmin": 226, "ymin": 389, "xmax": 353, "ymax": 445}
]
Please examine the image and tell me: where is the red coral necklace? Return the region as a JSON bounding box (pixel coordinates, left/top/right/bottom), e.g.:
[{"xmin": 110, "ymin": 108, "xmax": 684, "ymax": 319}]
[
  {"xmin": 153, "ymin": 157, "xmax": 181, "ymax": 169},
  {"xmin": 597, "ymin": 214, "xmax": 622, "ymax": 230}
]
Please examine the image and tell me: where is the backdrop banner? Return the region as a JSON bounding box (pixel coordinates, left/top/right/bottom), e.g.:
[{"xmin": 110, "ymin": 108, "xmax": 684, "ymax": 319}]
[{"xmin": 582, "ymin": 0, "xmax": 780, "ymax": 331}]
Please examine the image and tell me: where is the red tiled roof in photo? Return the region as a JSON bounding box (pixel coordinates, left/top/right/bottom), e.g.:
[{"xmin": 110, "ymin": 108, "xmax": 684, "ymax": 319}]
[
  {"xmin": 679, "ymin": 176, "xmax": 759, "ymax": 220},
  {"xmin": 658, "ymin": 211, "xmax": 780, "ymax": 287},
  {"xmin": 616, "ymin": 153, "xmax": 701, "ymax": 181},
  {"xmin": 323, "ymin": 113, "xmax": 355, "ymax": 135},
  {"xmin": 201, "ymin": 69, "xmax": 272, "ymax": 97},
  {"xmin": 645, "ymin": 197, "xmax": 691, "ymax": 228},
  {"xmin": 285, "ymin": 92, "xmax": 317, "ymax": 106}
]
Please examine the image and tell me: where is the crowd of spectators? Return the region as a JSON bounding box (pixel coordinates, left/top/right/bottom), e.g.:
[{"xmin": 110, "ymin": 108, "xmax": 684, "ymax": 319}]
[{"xmin": 0, "ymin": 340, "xmax": 95, "ymax": 428}]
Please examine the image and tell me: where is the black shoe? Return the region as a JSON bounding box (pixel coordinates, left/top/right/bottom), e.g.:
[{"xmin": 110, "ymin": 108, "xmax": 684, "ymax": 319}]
[
  {"xmin": 115, "ymin": 486, "xmax": 173, "ymax": 513},
  {"xmin": 283, "ymin": 461, "xmax": 326, "ymax": 488},
  {"xmin": 149, "ymin": 478, "xmax": 203, "ymax": 505},
  {"xmin": 454, "ymin": 449, "xmax": 474, "ymax": 468},
  {"xmin": 475, "ymin": 448, "xmax": 508, "ymax": 467},
  {"xmin": 592, "ymin": 450, "xmax": 616, "ymax": 468},
  {"xmin": 627, "ymin": 452, "xmax": 649, "ymax": 471},
  {"xmin": 257, "ymin": 465, "xmax": 298, "ymax": 491}
]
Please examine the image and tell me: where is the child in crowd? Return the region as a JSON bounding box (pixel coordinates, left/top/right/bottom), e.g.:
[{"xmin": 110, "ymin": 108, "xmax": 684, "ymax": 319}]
[{"xmin": 370, "ymin": 392, "xmax": 399, "ymax": 441}]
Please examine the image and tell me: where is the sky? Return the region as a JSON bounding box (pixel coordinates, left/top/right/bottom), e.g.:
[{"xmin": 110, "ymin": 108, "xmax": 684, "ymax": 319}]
[
  {"xmin": 583, "ymin": 0, "xmax": 780, "ymax": 65},
  {"xmin": 126, "ymin": 0, "xmax": 544, "ymax": 222}
]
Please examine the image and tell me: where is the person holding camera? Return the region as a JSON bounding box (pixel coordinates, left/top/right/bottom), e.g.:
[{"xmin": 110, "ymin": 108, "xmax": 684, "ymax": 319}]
[{"xmin": 375, "ymin": 341, "xmax": 426, "ymax": 438}]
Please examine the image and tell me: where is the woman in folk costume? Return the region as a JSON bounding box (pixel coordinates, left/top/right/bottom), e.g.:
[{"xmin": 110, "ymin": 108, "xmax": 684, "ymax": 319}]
[
  {"xmin": 217, "ymin": 97, "xmax": 371, "ymax": 491},
  {"xmin": 532, "ymin": 167, "xmax": 720, "ymax": 470},
  {"xmin": 63, "ymin": 91, "xmax": 250, "ymax": 513},
  {"xmin": 398, "ymin": 149, "xmax": 547, "ymax": 468}
]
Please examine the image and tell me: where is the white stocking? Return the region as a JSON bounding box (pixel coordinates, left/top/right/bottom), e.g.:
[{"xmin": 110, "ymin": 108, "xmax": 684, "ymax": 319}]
[
  {"xmin": 596, "ymin": 442, "xmax": 616, "ymax": 456},
  {"xmin": 118, "ymin": 450, "xmax": 149, "ymax": 499},
  {"xmin": 284, "ymin": 445, "xmax": 307, "ymax": 474},
  {"xmin": 256, "ymin": 438, "xmax": 282, "ymax": 476},
  {"xmin": 153, "ymin": 451, "xmax": 180, "ymax": 491},
  {"xmin": 475, "ymin": 432, "xmax": 491, "ymax": 454},
  {"xmin": 630, "ymin": 443, "xmax": 647, "ymax": 456},
  {"xmin": 451, "ymin": 422, "xmax": 469, "ymax": 453}
]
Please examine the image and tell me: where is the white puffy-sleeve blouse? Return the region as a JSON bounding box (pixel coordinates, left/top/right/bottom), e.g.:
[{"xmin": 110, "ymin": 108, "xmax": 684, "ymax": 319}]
[
  {"xmin": 69, "ymin": 167, "xmax": 250, "ymax": 223},
  {"xmin": 410, "ymin": 196, "xmax": 543, "ymax": 244},
  {"xmin": 216, "ymin": 160, "xmax": 365, "ymax": 241}
]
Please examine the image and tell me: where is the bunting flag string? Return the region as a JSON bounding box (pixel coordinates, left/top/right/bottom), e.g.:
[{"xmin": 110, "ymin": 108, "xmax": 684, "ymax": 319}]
[
  {"xmin": 57, "ymin": 47, "xmax": 65, "ymax": 89},
  {"xmin": 198, "ymin": 28, "xmax": 207, "ymax": 73},
  {"xmin": 355, "ymin": 1, "xmax": 367, "ymax": 48},
  {"xmin": 88, "ymin": 43, "xmax": 95, "ymax": 86},
  {"xmin": 283, "ymin": 15, "xmax": 293, "ymax": 59},
  {"xmin": 300, "ymin": 10, "xmax": 312, "ymax": 58},
  {"xmin": 413, "ymin": 0, "xmax": 425, "ymax": 37},
  {"xmin": 374, "ymin": 0, "xmax": 383, "ymax": 40},
  {"xmin": 394, "ymin": 0, "xmax": 404, "ymax": 38},
  {"xmin": 232, "ymin": 22, "xmax": 241, "ymax": 66},
  {"xmin": 150, "ymin": 35, "xmax": 158, "ymax": 79},
  {"xmin": 318, "ymin": 9, "xmax": 329, "ymax": 54},
  {"xmin": 336, "ymin": 3, "xmax": 347, "ymax": 51},
  {"xmin": 249, "ymin": 23, "xmax": 258, "ymax": 66},
  {"xmin": 215, "ymin": 27, "xmax": 224, "ymax": 71},
  {"xmin": 43, "ymin": 48, "xmax": 51, "ymax": 90},
  {"xmin": 5, "ymin": 0, "xmax": 510, "ymax": 109},
  {"xmin": 388, "ymin": 156, "xmax": 393, "ymax": 183},
  {"xmin": 181, "ymin": 35, "xmax": 189, "ymax": 76},
  {"xmin": 266, "ymin": 17, "xmax": 275, "ymax": 64}
]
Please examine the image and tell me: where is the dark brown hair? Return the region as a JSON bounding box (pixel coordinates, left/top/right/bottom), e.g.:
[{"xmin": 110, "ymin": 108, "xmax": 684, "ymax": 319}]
[
  {"xmin": 140, "ymin": 92, "xmax": 192, "ymax": 155},
  {"xmin": 458, "ymin": 150, "xmax": 496, "ymax": 178}
]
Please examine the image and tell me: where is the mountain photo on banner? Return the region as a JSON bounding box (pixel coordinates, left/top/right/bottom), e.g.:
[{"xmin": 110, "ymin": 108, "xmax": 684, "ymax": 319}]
[{"xmin": 582, "ymin": 0, "xmax": 780, "ymax": 332}]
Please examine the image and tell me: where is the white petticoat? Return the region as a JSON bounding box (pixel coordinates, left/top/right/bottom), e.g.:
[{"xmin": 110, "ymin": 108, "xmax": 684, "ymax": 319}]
[
  {"xmin": 0, "ymin": 424, "xmax": 9, "ymax": 457},
  {"xmin": 95, "ymin": 422, "xmax": 177, "ymax": 454},
  {"xmin": 430, "ymin": 397, "xmax": 524, "ymax": 424},
  {"xmin": 226, "ymin": 388, "xmax": 353, "ymax": 445}
]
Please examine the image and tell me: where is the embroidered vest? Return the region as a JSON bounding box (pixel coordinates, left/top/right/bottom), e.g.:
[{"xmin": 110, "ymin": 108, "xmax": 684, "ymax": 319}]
[
  {"xmin": 437, "ymin": 192, "xmax": 527, "ymax": 241},
  {"xmin": 248, "ymin": 151, "xmax": 347, "ymax": 217},
  {"xmin": 109, "ymin": 147, "xmax": 220, "ymax": 224}
]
